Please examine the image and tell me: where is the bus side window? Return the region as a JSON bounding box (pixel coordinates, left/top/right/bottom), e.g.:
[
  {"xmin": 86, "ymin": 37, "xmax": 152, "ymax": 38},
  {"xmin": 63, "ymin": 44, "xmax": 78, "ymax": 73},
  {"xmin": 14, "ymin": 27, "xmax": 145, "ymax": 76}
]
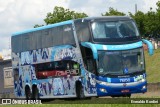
[
  {"xmin": 13, "ymin": 68, "xmax": 19, "ymax": 82},
  {"xmin": 86, "ymin": 59, "xmax": 96, "ymax": 74}
]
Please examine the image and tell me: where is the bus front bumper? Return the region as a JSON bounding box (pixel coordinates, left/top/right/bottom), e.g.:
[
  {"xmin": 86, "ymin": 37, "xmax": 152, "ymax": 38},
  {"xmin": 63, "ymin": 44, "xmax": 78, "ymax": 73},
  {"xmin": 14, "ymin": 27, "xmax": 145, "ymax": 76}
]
[{"xmin": 97, "ymin": 80, "xmax": 147, "ymax": 96}]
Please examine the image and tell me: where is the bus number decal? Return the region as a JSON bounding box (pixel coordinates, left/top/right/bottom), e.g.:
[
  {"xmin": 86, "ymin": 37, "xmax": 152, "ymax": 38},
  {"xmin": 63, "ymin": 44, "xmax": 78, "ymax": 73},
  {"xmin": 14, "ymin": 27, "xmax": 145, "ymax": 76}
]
[
  {"xmin": 56, "ymin": 70, "xmax": 79, "ymax": 76},
  {"xmin": 119, "ymin": 78, "xmax": 130, "ymax": 83}
]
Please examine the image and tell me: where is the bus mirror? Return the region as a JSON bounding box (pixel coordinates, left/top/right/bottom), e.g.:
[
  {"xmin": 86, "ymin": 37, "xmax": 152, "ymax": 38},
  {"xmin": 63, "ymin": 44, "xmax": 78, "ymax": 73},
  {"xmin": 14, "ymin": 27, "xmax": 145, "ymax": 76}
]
[{"xmin": 142, "ymin": 39, "xmax": 154, "ymax": 56}]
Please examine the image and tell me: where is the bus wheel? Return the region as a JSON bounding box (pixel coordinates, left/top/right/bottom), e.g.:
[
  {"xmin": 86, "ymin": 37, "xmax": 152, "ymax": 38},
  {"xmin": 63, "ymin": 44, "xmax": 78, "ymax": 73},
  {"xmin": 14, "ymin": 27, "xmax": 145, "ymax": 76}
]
[
  {"xmin": 76, "ymin": 82, "xmax": 85, "ymax": 99},
  {"xmin": 127, "ymin": 94, "xmax": 131, "ymax": 98},
  {"xmin": 32, "ymin": 86, "xmax": 39, "ymax": 100},
  {"xmin": 25, "ymin": 86, "xmax": 31, "ymax": 100},
  {"xmin": 122, "ymin": 94, "xmax": 131, "ymax": 98}
]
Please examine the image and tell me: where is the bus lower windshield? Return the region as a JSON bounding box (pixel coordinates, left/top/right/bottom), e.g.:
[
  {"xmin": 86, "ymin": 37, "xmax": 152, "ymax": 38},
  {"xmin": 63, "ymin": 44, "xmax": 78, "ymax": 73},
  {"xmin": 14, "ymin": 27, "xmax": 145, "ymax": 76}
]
[
  {"xmin": 92, "ymin": 20, "xmax": 139, "ymax": 39},
  {"xmin": 98, "ymin": 48, "xmax": 144, "ymax": 76}
]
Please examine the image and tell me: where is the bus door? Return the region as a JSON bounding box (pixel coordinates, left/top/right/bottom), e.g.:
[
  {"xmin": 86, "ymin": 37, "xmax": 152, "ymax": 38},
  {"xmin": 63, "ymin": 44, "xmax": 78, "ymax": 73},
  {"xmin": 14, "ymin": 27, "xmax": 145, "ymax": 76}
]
[{"xmin": 80, "ymin": 46, "xmax": 97, "ymax": 95}]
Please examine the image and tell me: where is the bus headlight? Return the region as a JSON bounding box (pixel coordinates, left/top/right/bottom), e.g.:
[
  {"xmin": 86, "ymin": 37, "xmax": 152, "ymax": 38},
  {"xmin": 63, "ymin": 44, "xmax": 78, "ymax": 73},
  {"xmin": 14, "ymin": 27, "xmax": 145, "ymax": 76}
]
[
  {"xmin": 100, "ymin": 88, "xmax": 107, "ymax": 93},
  {"xmin": 142, "ymin": 85, "xmax": 146, "ymax": 89},
  {"xmin": 97, "ymin": 80, "xmax": 110, "ymax": 86},
  {"xmin": 141, "ymin": 78, "xmax": 146, "ymax": 82}
]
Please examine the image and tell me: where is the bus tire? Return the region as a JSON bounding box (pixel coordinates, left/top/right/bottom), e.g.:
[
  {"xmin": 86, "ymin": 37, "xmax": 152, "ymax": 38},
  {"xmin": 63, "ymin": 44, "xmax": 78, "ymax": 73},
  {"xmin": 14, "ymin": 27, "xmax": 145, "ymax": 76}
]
[
  {"xmin": 122, "ymin": 94, "xmax": 131, "ymax": 98},
  {"xmin": 127, "ymin": 94, "xmax": 131, "ymax": 98},
  {"xmin": 32, "ymin": 86, "xmax": 39, "ymax": 100},
  {"xmin": 25, "ymin": 86, "xmax": 31, "ymax": 100},
  {"xmin": 76, "ymin": 82, "xmax": 85, "ymax": 99}
]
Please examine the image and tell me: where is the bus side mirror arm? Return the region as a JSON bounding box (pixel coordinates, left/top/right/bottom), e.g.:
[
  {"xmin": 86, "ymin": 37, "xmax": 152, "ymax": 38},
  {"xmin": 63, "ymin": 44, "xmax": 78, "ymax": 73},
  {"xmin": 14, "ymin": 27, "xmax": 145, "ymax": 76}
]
[
  {"xmin": 142, "ymin": 39, "xmax": 154, "ymax": 56},
  {"xmin": 81, "ymin": 42, "xmax": 98, "ymax": 59}
]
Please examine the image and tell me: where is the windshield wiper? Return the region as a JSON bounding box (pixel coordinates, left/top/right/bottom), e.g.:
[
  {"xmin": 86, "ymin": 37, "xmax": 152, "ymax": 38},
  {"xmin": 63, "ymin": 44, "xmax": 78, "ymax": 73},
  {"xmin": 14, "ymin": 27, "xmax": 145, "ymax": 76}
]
[
  {"xmin": 102, "ymin": 72, "xmax": 123, "ymax": 76},
  {"xmin": 102, "ymin": 72, "xmax": 112, "ymax": 76}
]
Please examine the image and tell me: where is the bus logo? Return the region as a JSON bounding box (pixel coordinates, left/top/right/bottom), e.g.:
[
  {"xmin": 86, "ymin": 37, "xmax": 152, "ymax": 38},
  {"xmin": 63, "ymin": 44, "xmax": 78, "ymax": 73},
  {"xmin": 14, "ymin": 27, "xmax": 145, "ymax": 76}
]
[
  {"xmin": 119, "ymin": 78, "xmax": 130, "ymax": 83},
  {"xmin": 123, "ymin": 83, "xmax": 127, "ymax": 87}
]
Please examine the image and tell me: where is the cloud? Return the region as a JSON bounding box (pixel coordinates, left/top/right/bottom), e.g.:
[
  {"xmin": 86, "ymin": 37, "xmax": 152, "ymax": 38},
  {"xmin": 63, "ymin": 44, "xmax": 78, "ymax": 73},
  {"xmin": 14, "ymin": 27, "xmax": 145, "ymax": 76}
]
[
  {"xmin": 68, "ymin": 0, "xmax": 146, "ymax": 16},
  {"xmin": 0, "ymin": 36, "xmax": 10, "ymax": 50},
  {"xmin": 142, "ymin": 0, "xmax": 159, "ymax": 12},
  {"xmin": 0, "ymin": 0, "xmax": 14, "ymax": 12},
  {"xmin": 68, "ymin": 0, "xmax": 109, "ymax": 16},
  {"xmin": 0, "ymin": 0, "xmax": 68, "ymax": 51}
]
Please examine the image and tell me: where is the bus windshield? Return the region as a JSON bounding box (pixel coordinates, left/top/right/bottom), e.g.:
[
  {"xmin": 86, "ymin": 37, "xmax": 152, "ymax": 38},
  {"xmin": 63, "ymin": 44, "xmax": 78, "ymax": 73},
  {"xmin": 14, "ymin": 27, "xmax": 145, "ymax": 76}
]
[
  {"xmin": 98, "ymin": 48, "xmax": 144, "ymax": 76},
  {"xmin": 92, "ymin": 20, "xmax": 140, "ymax": 39}
]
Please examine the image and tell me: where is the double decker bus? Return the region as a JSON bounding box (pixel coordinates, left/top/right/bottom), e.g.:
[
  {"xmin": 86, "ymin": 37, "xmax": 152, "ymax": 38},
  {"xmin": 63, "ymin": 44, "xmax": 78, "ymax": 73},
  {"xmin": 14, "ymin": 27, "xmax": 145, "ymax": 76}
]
[{"xmin": 11, "ymin": 16, "xmax": 153, "ymax": 99}]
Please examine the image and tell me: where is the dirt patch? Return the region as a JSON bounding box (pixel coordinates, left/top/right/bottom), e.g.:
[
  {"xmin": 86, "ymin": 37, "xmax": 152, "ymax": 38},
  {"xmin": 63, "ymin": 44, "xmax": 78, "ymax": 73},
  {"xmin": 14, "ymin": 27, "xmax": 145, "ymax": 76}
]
[
  {"xmin": 132, "ymin": 91, "xmax": 160, "ymax": 98},
  {"xmin": 147, "ymin": 83, "xmax": 160, "ymax": 92}
]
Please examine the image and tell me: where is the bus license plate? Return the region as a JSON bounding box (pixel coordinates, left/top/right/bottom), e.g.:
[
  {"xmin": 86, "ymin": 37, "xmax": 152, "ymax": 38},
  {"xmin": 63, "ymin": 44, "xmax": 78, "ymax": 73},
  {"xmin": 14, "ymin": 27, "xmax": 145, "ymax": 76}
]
[{"xmin": 121, "ymin": 89, "xmax": 129, "ymax": 93}]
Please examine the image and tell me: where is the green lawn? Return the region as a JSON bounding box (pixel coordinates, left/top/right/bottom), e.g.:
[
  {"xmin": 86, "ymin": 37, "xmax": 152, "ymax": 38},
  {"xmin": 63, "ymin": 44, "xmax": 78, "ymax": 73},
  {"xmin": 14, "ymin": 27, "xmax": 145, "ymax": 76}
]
[
  {"xmin": 2, "ymin": 98, "xmax": 160, "ymax": 106},
  {"xmin": 2, "ymin": 104, "xmax": 160, "ymax": 107},
  {"xmin": 145, "ymin": 49, "xmax": 160, "ymax": 83}
]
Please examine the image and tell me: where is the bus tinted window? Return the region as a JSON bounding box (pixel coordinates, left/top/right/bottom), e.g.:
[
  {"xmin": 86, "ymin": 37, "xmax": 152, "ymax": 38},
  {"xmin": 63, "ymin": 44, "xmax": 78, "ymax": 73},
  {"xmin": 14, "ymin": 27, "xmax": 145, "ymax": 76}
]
[
  {"xmin": 92, "ymin": 20, "xmax": 140, "ymax": 39},
  {"xmin": 42, "ymin": 29, "xmax": 52, "ymax": 48},
  {"xmin": 63, "ymin": 24, "xmax": 75, "ymax": 44},
  {"xmin": 52, "ymin": 26, "xmax": 63, "ymax": 46},
  {"xmin": 74, "ymin": 20, "xmax": 90, "ymax": 42},
  {"xmin": 12, "ymin": 24, "xmax": 75, "ymax": 52},
  {"xmin": 22, "ymin": 33, "xmax": 32, "ymax": 51},
  {"xmin": 34, "ymin": 30, "xmax": 42, "ymax": 49},
  {"xmin": 11, "ymin": 35, "xmax": 22, "ymax": 52},
  {"xmin": 35, "ymin": 60, "xmax": 80, "ymax": 79}
]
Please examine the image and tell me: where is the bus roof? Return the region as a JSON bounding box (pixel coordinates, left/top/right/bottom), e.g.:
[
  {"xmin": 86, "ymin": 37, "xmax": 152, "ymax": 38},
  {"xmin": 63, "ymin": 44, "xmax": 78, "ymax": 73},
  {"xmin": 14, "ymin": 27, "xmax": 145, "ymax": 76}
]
[
  {"xmin": 12, "ymin": 20, "xmax": 73, "ymax": 36},
  {"xmin": 12, "ymin": 16, "xmax": 132, "ymax": 36},
  {"xmin": 75, "ymin": 16, "xmax": 132, "ymax": 22}
]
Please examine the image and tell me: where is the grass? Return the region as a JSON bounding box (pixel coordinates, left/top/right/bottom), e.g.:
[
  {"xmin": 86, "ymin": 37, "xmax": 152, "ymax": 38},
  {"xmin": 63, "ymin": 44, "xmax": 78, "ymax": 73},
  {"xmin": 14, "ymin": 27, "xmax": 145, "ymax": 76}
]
[
  {"xmin": 145, "ymin": 49, "xmax": 160, "ymax": 83},
  {"xmin": 2, "ymin": 98, "xmax": 160, "ymax": 106},
  {"xmin": 2, "ymin": 104, "xmax": 160, "ymax": 107}
]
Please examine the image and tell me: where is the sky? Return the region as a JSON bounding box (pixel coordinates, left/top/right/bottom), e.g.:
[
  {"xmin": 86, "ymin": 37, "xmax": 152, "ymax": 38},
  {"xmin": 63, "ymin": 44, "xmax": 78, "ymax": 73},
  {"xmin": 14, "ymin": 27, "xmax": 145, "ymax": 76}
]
[{"xmin": 0, "ymin": 0, "xmax": 159, "ymax": 51}]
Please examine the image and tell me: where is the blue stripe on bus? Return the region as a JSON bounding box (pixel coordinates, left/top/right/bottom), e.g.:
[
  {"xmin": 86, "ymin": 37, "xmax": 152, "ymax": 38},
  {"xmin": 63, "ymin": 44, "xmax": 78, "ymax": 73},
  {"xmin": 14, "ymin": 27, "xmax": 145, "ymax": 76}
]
[
  {"xmin": 82, "ymin": 41, "xmax": 143, "ymax": 51},
  {"xmin": 12, "ymin": 20, "xmax": 73, "ymax": 36},
  {"xmin": 142, "ymin": 39, "xmax": 154, "ymax": 55},
  {"xmin": 95, "ymin": 41, "xmax": 143, "ymax": 50},
  {"xmin": 81, "ymin": 42, "xmax": 98, "ymax": 59},
  {"xmin": 81, "ymin": 41, "xmax": 143, "ymax": 59}
]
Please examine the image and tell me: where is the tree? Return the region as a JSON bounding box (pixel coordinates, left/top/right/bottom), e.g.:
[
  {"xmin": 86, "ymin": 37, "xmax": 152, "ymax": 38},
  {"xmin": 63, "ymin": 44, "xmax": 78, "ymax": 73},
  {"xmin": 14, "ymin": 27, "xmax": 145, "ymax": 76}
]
[
  {"xmin": 130, "ymin": 1, "xmax": 160, "ymax": 38},
  {"xmin": 156, "ymin": 1, "xmax": 160, "ymax": 11},
  {"xmin": 34, "ymin": 24, "xmax": 44, "ymax": 28},
  {"xmin": 102, "ymin": 7, "xmax": 126, "ymax": 16},
  {"xmin": 102, "ymin": 5, "xmax": 160, "ymax": 38},
  {"xmin": 129, "ymin": 11, "xmax": 146, "ymax": 36},
  {"xmin": 35, "ymin": 6, "xmax": 88, "ymax": 27},
  {"xmin": 45, "ymin": 6, "xmax": 87, "ymax": 25}
]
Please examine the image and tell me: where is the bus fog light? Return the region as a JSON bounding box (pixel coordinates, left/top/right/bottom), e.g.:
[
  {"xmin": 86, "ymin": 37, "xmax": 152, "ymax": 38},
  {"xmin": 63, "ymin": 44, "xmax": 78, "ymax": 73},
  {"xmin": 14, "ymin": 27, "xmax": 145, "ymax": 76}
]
[
  {"xmin": 142, "ymin": 85, "xmax": 146, "ymax": 89},
  {"xmin": 100, "ymin": 88, "xmax": 107, "ymax": 93},
  {"xmin": 141, "ymin": 79, "xmax": 145, "ymax": 82}
]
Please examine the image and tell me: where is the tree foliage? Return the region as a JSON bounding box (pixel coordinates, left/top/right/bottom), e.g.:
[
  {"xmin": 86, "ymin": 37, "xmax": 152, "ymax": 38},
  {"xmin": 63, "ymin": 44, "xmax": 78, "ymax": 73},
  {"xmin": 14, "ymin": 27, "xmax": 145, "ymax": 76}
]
[
  {"xmin": 102, "ymin": 3, "xmax": 160, "ymax": 38},
  {"xmin": 102, "ymin": 7, "xmax": 126, "ymax": 16},
  {"xmin": 130, "ymin": 3, "xmax": 160, "ymax": 38},
  {"xmin": 44, "ymin": 6, "xmax": 88, "ymax": 25},
  {"xmin": 34, "ymin": 24, "xmax": 44, "ymax": 28},
  {"xmin": 35, "ymin": 6, "xmax": 87, "ymax": 27},
  {"xmin": 35, "ymin": 1, "xmax": 160, "ymax": 38}
]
